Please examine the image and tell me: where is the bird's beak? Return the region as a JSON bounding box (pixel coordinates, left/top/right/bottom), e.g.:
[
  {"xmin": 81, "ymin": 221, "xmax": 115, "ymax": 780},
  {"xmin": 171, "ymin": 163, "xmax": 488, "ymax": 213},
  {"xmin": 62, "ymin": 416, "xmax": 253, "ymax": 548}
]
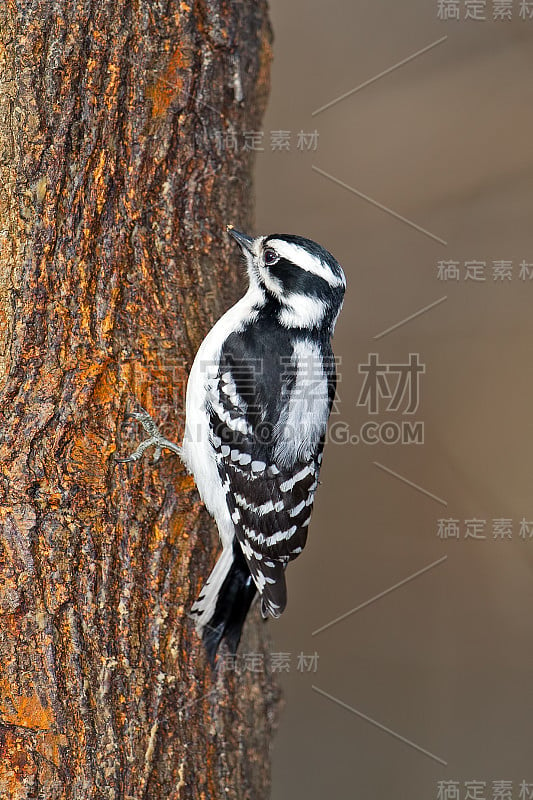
[{"xmin": 227, "ymin": 225, "xmax": 255, "ymax": 255}]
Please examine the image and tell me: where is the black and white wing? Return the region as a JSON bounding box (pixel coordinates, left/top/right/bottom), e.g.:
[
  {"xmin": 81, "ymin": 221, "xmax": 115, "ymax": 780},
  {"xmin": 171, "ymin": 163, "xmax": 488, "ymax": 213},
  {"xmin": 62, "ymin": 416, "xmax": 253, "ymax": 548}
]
[{"xmin": 207, "ymin": 329, "xmax": 336, "ymax": 617}]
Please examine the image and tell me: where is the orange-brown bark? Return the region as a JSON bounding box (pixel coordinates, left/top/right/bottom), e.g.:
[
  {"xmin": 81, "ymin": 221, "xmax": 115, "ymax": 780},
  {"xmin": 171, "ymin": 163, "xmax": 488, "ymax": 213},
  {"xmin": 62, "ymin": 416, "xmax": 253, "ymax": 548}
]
[{"xmin": 0, "ymin": 1, "xmax": 278, "ymax": 797}]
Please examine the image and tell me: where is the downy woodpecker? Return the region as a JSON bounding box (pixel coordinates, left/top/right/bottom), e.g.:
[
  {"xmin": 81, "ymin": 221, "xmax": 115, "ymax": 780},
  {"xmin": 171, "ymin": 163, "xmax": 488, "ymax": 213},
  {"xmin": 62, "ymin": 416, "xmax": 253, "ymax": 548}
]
[{"xmin": 119, "ymin": 228, "xmax": 345, "ymax": 665}]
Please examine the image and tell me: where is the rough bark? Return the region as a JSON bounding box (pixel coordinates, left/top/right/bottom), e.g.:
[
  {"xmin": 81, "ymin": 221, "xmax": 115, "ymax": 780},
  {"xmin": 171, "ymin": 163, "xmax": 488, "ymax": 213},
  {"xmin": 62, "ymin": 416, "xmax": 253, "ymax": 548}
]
[{"xmin": 0, "ymin": 1, "xmax": 278, "ymax": 798}]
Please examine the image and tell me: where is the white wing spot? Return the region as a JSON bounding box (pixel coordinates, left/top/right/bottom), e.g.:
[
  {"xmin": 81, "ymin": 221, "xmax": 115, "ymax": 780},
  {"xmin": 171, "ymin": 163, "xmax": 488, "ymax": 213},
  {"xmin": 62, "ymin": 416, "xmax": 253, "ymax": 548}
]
[
  {"xmin": 280, "ymin": 465, "xmax": 311, "ymax": 493},
  {"xmin": 289, "ymin": 500, "xmax": 305, "ymax": 518},
  {"xmin": 265, "ymin": 525, "xmax": 297, "ymax": 545}
]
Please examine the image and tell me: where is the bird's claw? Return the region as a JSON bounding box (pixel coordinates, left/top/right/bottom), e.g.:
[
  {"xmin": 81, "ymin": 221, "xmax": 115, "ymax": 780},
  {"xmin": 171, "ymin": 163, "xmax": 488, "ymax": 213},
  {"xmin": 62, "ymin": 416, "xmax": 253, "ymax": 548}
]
[{"xmin": 115, "ymin": 407, "xmax": 182, "ymax": 465}]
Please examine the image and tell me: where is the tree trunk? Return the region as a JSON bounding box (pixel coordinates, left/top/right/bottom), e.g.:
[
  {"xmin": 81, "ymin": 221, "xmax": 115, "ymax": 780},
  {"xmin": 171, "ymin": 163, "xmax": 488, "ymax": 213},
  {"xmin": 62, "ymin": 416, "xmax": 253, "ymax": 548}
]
[{"xmin": 0, "ymin": 2, "xmax": 278, "ymax": 798}]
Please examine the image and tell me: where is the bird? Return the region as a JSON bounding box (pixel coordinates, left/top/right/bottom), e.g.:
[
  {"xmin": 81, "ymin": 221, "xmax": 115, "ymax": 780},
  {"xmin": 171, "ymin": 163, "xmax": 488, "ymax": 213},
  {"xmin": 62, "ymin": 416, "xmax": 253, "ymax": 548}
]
[{"xmin": 118, "ymin": 227, "xmax": 345, "ymax": 666}]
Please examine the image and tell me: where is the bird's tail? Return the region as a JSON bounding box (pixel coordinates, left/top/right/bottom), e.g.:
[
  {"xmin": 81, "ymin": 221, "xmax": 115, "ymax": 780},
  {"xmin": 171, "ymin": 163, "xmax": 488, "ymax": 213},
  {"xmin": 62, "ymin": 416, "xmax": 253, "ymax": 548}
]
[{"xmin": 191, "ymin": 539, "xmax": 257, "ymax": 667}]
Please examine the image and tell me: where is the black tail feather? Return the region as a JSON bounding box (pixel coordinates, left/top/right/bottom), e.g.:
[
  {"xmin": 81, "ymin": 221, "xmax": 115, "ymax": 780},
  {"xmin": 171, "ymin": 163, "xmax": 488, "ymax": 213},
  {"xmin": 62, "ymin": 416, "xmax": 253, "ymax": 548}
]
[{"xmin": 202, "ymin": 540, "xmax": 257, "ymax": 668}]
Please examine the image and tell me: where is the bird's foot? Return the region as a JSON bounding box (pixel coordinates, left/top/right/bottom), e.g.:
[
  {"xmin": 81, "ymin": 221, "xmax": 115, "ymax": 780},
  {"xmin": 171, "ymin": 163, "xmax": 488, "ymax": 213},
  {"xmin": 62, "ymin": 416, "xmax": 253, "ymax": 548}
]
[{"xmin": 115, "ymin": 408, "xmax": 182, "ymax": 464}]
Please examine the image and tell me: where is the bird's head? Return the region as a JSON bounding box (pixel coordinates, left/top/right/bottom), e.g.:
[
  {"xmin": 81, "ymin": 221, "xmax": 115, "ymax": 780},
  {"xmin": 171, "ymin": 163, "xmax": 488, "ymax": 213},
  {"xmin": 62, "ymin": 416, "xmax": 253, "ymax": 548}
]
[{"xmin": 227, "ymin": 226, "xmax": 346, "ymax": 332}]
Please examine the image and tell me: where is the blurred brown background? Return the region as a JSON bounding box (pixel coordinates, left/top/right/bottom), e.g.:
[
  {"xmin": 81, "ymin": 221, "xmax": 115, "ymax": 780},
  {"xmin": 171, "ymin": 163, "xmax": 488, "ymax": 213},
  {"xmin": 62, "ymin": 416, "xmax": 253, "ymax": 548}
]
[{"xmin": 252, "ymin": 1, "xmax": 533, "ymax": 797}]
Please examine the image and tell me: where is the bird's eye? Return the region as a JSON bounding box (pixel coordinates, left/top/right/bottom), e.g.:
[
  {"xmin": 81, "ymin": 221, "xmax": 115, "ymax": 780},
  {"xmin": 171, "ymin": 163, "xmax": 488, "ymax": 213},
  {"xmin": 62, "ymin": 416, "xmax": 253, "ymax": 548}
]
[{"xmin": 264, "ymin": 248, "xmax": 279, "ymax": 266}]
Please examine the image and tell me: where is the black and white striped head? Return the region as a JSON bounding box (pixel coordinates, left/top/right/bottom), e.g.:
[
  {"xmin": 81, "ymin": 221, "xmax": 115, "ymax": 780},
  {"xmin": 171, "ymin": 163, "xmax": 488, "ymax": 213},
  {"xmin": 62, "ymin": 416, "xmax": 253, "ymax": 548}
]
[{"xmin": 228, "ymin": 227, "xmax": 346, "ymax": 332}]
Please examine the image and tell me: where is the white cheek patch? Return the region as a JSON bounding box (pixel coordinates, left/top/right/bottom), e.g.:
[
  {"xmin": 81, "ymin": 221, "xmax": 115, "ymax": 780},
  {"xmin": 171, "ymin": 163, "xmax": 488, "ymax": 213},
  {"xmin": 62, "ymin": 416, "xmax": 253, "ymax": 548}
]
[
  {"xmin": 266, "ymin": 239, "xmax": 345, "ymax": 288},
  {"xmin": 278, "ymin": 294, "xmax": 327, "ymax": 328}
]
